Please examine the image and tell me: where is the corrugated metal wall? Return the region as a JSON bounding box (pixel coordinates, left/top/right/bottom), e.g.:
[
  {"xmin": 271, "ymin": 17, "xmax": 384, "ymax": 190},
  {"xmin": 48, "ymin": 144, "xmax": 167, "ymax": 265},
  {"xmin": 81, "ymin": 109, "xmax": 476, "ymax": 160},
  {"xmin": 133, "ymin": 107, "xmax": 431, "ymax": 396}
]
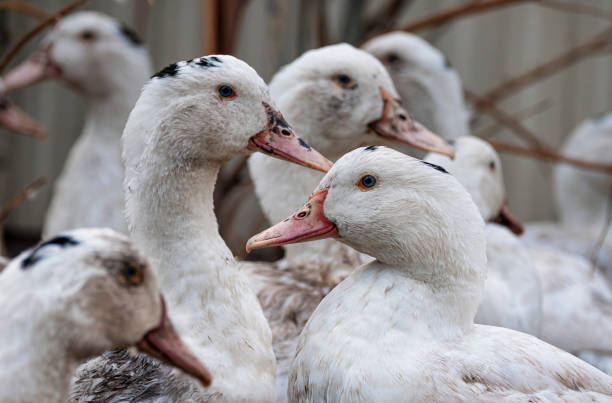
[{"xmin": 1, "ymin": 0, "xmax": 611, "ymax": 241}]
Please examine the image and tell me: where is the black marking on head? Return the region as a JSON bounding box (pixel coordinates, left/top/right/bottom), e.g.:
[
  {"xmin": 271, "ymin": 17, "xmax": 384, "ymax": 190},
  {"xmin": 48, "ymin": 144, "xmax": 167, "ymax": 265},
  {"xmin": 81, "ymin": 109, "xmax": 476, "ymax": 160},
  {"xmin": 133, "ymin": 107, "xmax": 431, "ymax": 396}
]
[
  {"xmin": 21, "ymin": 235, "xmax": 80, "ymax": 269},
  {"xmin": 119, "ymin": 24, "xmax": 143, "ymax": 46},
  {"xmin": 298, "ymin": 138, "xmax": 311, "ymax": 150},
  {"xmin": 195, "ymin": 56, "xmax": 221, "ymax": 69},
  {"xmin": 421, "ymin": 161, "xmax": 449, "ymax": 174},
  {"xmin": 443, "ymin": 56, "xmax": 453, "ymax": 70},
  {"xmin": 364, "ymin": 145, "xmax": 379, "ymax": 152},
  {"xmin": 152, "ymin": 63, "xmax": 179, "ymax": 79}
]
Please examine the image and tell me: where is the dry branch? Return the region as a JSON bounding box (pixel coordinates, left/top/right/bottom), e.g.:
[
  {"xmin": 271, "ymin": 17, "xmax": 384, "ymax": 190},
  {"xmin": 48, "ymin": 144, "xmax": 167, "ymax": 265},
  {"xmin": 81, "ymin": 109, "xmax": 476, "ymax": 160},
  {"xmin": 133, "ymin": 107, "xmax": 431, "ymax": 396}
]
[
  {"xmin": 396, "ymin": 0, "xmax": 533, "ymax": 33},
  {"xmin": 471, "ymin": 27, "xmax": 612, "ymax": 125},
  {"xmin": 465, "ymin": 89, "xmax": 546, "ymax": 148},
  {"xmin": 539, "ymin": 0, "xmax": 612, "ymax": 21},
  {"xmin": 486, "ymin": 140, "xmax": 612, "ymax": 173},
  {"xmin": 475, "ymin": 98, "xmax": 552, "ymax": 138},
  {"xmin": 0, "ymin": 0, "xmax": 88, "ymax": 73},
  {"xmin": 0, "ymin": 1, "xmax": 51, "ymax": 20},
  {"xmin": 0, "ymin": 176, "xmax": 46, "ymax": 223}
]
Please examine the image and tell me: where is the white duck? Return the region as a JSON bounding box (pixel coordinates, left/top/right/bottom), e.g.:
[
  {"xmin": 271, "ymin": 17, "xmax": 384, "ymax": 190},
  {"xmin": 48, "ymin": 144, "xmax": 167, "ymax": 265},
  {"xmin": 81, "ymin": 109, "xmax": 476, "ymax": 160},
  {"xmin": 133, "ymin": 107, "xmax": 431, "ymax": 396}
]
[
  {"xmin": 425, "ymin": 136, "xmax": 542, "ymax": 336},
  {"xmin": 248, "ymin": 146, "xmax": 612, "ymax": 402},
  {"xmin": 362, "ymin": 31, "xmax": 470, "ymax": 141},
  {"xmin": 427, "ymin": 136, "xmax": 612, "ymax": 374},
  {"xmin": 0, "ymin": 228, "xmax": 211, "ymax": 403},
  {"xmin": 249, "ymin": 43, "xmax": 453, "ymax": 269},
  {"xmin": 524, "ymin": 113, "xmax": 612, "ymax": 284},
  {"xmin": 71, "ymin": 55, "xmax": 332, "ymax": 402},
  {"xmin": 245, "ymin": 43, "xmax": 454, "ymax": 401},
  {"xmin": 3, "ymin": 11, "xmax": 152, "ymax": 236}
]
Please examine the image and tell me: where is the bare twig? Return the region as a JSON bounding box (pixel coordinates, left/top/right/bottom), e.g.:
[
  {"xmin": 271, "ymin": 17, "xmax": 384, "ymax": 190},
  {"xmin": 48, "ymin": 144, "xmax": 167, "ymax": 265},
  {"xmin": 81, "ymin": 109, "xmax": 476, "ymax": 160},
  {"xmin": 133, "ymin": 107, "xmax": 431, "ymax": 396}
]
[
  {"xmin": 466, "ymin": 89, "xmax": 546, "ymax": 148},
  {"xmin": 0, "ymin": 1, "xmax": 51, "ymax": 20},
  {"xmin": 394, "ymin": 0, "xmax": 533, "ymax": 33},
  {"xmin": 0, "ymin": 0, "xmax": 88, "ymax": 73},
  {"xmin": 486, "ymin": 140, "xmax": 612, "ymax": 173},
  {"xmin": 476, "ymin": 98, "xmax": 553, "ymax": 138},
  {"xmin": 471, "ymin": 27, "xmax": 612, "ymax": 125},
  {"xmin": 0, "ymin": 176, "xmax": 46, "ymax": 223}
]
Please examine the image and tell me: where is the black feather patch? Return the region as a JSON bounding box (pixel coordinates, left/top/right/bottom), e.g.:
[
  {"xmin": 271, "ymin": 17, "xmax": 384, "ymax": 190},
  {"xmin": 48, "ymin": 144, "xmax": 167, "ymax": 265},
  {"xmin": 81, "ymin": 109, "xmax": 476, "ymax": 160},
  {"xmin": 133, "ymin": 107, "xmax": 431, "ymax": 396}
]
[
  {"xmin": 421, "ymin": 161, "xmax": 449, "ymax": 174},
  {"xmin": 364, "ymin": 145, "xmax": 379, "ymax": 152},
  {"xmin": 152, "ymin": 63, "xmax": 179, "ymax": 79},
  {"xmin": 21, "ymin": 235, "xmax": 80, "ymax": 269},
  {"xmin": 119, "ymin": 24, "xmax": 143, "ymax": 46},
  {"xmin": 195, "ymin": 56, "xmax": 221, "ymax": 69}
]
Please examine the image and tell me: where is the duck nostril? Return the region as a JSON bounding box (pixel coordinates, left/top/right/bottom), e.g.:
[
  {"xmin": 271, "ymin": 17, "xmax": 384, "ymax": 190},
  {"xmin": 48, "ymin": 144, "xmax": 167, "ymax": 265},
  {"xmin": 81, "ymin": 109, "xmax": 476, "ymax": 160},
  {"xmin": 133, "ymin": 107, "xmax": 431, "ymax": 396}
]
[
  {"xmin": 398, "ymin": 114, "xmax": 407, "ymax": 121},
  {"xmin": 296, "ymin": 211, "xmax": 308, "ymax": 219},
  {"xmin": 281, "ymin": 129, "xmax": 292, "ymax": 136}
]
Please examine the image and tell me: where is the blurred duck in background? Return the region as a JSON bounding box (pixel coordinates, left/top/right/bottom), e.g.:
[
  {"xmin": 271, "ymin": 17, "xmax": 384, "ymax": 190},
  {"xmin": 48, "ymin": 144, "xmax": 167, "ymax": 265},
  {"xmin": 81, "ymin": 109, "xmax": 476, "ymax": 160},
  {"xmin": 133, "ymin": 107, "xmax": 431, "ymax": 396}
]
[
  {"xmin": 524, "ymin": 113, "xmax": 612, "ymax": 285},
  {"xmin": 1, "ymin": 11, "xmax": 152, "ymax": 236},
  {"xmin": 0, "ymin": 228, "xmax": 211, "ymax": 403},
  {"xmin": 363, "ymin": 31, "xmax": 470, "ymax": 142}
]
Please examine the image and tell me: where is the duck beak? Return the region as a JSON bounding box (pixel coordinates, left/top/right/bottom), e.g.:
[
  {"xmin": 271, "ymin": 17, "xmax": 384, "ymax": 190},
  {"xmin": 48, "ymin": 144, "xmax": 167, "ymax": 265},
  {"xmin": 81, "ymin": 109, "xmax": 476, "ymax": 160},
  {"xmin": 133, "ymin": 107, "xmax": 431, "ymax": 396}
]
[
  {"xmin": 0, "ymin": 45, "xmax": 61, "ymax": 94},
  {"xmin": 246, "ymin": 188, "xmax": 338, "ymax": 252},
  {"xmin": 491, "ymin": 201, "xmax": 524, "ymax": 236},
  {"xmin": 137, "ymin": 297, "xmax": 212, "ymax": 387},
  {"xmin": 0, "ymin": 96, "xmax": 46, "ymax": 138},
  {"xmin": 248, "ymin": 102, "xmax": 333, "ymax": 173},
  {"xmin": 369, "ymin": 88, "xmax": 455, "ymax": 159}
]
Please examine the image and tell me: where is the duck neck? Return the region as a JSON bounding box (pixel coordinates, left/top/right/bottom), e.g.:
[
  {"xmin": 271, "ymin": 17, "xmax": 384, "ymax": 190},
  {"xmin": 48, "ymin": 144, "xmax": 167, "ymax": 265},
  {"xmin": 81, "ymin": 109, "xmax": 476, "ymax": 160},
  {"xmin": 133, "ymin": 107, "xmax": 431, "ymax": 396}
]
[
  {"xmin": 361, "ymin": 258, "xmax": 484, "ymax": 339},
  {"xmin": 127, "ymin": 158, "xmax": 232, "ymax": 293}
]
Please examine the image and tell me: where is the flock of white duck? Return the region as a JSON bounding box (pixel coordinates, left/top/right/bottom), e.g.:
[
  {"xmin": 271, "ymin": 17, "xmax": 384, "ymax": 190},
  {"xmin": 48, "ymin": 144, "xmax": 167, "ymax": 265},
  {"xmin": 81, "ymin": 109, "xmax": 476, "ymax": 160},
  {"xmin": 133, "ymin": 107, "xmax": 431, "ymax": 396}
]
[{"xmin": 0, "ymin": 11, "xmax": 611, "ymax": 402}]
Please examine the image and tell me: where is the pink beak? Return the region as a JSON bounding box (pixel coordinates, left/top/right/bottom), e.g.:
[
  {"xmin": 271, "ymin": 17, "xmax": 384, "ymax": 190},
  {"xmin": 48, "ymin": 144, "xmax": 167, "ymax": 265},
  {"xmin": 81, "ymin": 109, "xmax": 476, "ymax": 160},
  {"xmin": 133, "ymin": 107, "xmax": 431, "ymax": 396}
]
[
  {"xmin": 369, "ymin": 88, "xmax": 455, "ymax": 159},
  {"xmin": 0, "ymin": 96, "xmax": 46, "ymax": 138},
  {"xmin": 0, "ymin": 45, "xmax": 61, "ymax": 94},
  {"xmin": 248, "ymin": 102, "xmax": 333, "ymax": 173},
  {"xmin": 246, "ymin": 188, "xmax": 338, "ymax": 252}
]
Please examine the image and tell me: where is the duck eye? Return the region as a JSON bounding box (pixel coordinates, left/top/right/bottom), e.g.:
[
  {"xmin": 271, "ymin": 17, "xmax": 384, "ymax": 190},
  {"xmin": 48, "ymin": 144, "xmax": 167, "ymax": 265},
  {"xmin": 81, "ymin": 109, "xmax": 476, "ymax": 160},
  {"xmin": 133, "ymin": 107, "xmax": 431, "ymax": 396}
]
[
  {"xmin": 218, "ymin": 85, "xmax": 235, "ymax": 99},
  {"xmin": 335, "ymin": 74, "xmax": 357, "ymax": 89},
  {"xmin": 357, "ymin": 174, "xmax": 377, "ymax": 191},
  {"xmin": 489, "ymin": 161, "xmax": 496, "ymax": 171},
  {"xmin": 119, "ymin": 264, "xmax": 143, "ymax": 286},
  {"xmin": 387, "ymin": 53, "xmax": 399, "ymax": 63},
  {"xmin": 79, "ymin": 30, "xmax": 97, "ymax": 42}
]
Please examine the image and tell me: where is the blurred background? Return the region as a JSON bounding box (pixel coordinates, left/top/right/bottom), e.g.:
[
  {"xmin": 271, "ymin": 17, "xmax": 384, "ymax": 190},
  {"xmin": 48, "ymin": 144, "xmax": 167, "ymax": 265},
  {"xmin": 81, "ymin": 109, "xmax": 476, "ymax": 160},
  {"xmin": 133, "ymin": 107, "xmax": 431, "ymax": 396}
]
[{"xmin": 1, "ymin": 0, "xmax": 611, "ymax": 257}]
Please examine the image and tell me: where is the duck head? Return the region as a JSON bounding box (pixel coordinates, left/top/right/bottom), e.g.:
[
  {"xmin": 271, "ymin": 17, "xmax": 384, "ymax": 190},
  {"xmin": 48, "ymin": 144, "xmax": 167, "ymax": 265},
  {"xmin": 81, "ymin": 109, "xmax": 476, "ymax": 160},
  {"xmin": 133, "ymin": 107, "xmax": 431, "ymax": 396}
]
[
  {"xmin": 123, "ymin": 55, "xmax": 331, "ymax": 172},
  {"xmin": 0, "ymin": 11, "xmax": 151, "ymax": 98},
  {"xmin": 268, "ymin": 43, "xmax": 454, "ymax": 161},
  {"xmin": 3, "ymin": 228, "xmax": 212, "ymax": 387},
  {"xmin": 248, "ymin": 146, "xmax": 485, "ymax": 270}
]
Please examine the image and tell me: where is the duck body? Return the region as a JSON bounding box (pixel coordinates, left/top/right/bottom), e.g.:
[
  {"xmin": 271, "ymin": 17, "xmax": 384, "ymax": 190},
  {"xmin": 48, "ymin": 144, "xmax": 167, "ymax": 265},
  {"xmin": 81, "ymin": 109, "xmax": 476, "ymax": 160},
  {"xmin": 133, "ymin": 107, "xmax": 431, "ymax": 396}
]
[
  {"xmin": 475, "ymin": 223, "xmax": 542, "ymax": 335},
  {"xmin": 291, "ymin": 262, "xmax": 611, "ymax": 403},
  {"xmin": 523, "ymin": 113, "xmax": 612, "ymax": 284}
]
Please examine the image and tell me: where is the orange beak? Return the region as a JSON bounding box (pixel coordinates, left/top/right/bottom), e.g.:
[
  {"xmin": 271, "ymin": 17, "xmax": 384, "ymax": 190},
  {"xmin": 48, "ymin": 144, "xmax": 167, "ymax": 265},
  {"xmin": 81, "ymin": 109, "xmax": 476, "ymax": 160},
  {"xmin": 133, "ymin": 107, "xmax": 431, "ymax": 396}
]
[
  {"xmin": 137, "ymin": 297, "xmax": 212, "ymax": 387},
  {"xmin": 0, "ymin": 46, "xmax": 61, "ymax": 94},
  {"xmin": 369, "ymin": 88, "xmax": 455, "ymax": 159},
  {"xmin": 246, "ymin": 188, "xmax": 338, "ymax": 252},
  {"xmin": 0, "ymin": 96, "xmax": 46, "ymax": 138},
  {"xmin": 491, "ymin": 201, "xmax": 524, "ymax": 236},
  {"xmin": 248, "ymin": 102, "xmax": 333, "ymax": 173}
]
